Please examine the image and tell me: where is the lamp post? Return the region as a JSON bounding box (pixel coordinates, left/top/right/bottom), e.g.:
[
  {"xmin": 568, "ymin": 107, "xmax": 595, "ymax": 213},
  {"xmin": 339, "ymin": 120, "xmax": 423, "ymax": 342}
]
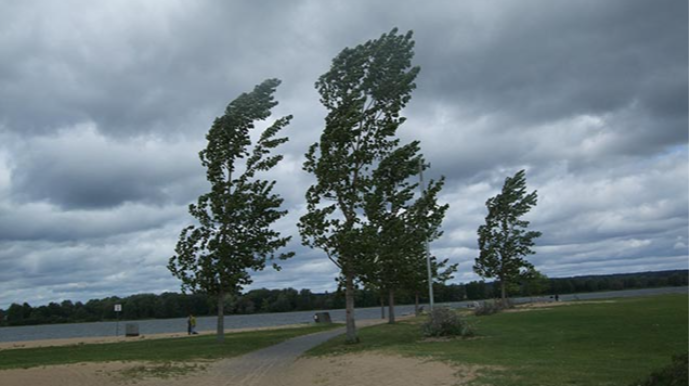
[{"xmin": 419, "ymin": 159, "xmax": 434, "ymax": 312}]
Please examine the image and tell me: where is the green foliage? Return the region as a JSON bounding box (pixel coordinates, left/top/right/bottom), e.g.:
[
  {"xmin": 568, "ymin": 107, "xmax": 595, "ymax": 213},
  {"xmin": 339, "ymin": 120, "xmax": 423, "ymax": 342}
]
[
  {"xmin": 300, "ymin": 28, "xmax": 420, "ymax": 274},
  {"xmin": 422, "ymin": 307, "xmax": 473, "ymax": 337},
  {"xmin": 474, "ymin": 169, "xmax": 542, "ymax": 301},
  {"xmin": 631, "ymin": 353, "xmax": 689, "ymax": 386},
  {"xmin": 168, "ymin": 79, "xmax": 293, "ymax": 342},
  {"xmin": 361, "ymin": 142, "xmax": 453, "ymax": 322},
  {"xmin": 169, "ymin": 79, "xmax": 293, "ymax": 297},
  {"xmin": 521, "ymin": 268, "xmax": 550, "ymax": 297},
  {"xmin": 299, "ymin": 28, "xmax": 421, "ymax": 341}
]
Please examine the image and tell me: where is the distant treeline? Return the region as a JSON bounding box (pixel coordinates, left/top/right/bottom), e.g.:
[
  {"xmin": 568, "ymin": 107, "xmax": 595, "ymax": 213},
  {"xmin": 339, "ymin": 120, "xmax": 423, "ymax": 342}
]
[{"xmin": 0, "ymin": 270, "xmax": 686, "ymax": 327}]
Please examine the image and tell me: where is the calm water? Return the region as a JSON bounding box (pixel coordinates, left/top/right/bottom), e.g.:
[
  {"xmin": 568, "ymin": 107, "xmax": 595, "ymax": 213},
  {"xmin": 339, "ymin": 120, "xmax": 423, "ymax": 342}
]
[{"xmin": 1, "ymin": 286, "xmax": 686, "ymax": 343}]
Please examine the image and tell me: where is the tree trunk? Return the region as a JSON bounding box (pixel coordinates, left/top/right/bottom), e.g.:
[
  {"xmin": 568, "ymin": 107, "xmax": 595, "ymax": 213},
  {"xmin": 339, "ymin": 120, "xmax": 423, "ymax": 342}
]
[
  {"xmin": 344, "ymin": 273, "xmax": 358, "ymax": 343},
  {"xmin": 216, "ymin": 290, "xmax": 225, "ymax": 343},
  {"xmin": 387, "ymin": 288, "xmax": 395, "ymax": 324},
  {"xmin": 500, "ymin": 280, "xmax": 506, "ymax": 307},
  {"xmin": 380, "ymin": 294, "xmax": 385, "ymax": 319},
  {"xmin": 415, "ymin": 292, "xmax": 420, "ymax": 316}
]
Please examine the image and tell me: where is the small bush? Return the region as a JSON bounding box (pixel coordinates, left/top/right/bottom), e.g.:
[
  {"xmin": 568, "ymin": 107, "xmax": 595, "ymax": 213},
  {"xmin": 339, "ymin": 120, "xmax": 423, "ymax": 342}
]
[
  {"xmin": 474, "ymin": 299, "xmax": 512, "ymax": 316},
  {"xmin": 631, "ymin": 353, "xmax": 688, "ymax": 386},
  {"xmin": 422, "ymin": 307, "xmax": 474, "ymax": 337}
]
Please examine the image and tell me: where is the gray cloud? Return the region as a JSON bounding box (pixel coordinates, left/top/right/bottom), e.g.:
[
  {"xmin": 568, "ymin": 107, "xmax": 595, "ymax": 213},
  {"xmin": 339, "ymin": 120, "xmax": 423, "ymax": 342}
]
[
  {"xmin": 7, "ymin": 125, "xmax": 205, "ymax": 209},
  {"xmin": 0, "ymin": 0, "xmax": 686, "ymax": 308}
]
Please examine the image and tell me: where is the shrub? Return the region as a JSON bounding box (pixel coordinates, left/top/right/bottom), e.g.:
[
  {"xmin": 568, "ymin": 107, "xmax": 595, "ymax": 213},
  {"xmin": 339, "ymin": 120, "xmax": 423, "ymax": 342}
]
[
  {"xmin": 422, "ymin": 307, "xmax": 474, "ymax": 337},
  {"xmin": 474, "ymin": 299, "xmax": 512, "ymax": 316},
  {"xmin": 631, "ymin": 353, "xmax": 688, "ymax": 386}
]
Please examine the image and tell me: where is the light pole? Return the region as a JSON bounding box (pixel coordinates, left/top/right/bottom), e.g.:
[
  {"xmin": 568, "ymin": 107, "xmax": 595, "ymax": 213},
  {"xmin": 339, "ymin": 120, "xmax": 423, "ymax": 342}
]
[
  {"xmin": 419, "ymin": 158, "xmax": 434, "ymax": 312},
  {"xmin": 114, "ymin": 304, "xmax": 122, "ymax": 336}
]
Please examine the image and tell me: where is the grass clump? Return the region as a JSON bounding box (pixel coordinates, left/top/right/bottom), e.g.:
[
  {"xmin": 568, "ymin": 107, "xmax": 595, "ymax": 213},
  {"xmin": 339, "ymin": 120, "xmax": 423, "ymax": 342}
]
[
  {"xmin": 120, "ymin": 361, "xmax": 207, "ymax": 380},
  {"xmin": 422, "ymin": 307, "xmax": 474, "ymax": 337},
  {"xmin": 631, "ymin": 353, "xmax": 689, "ymax": 386}
]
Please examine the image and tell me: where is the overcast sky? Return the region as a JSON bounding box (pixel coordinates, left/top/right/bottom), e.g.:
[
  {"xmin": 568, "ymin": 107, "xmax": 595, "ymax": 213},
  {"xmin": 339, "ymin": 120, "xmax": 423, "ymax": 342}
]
[{"xmin": 0, "ymin": 0, "xmax": 687, "ymax": 308}]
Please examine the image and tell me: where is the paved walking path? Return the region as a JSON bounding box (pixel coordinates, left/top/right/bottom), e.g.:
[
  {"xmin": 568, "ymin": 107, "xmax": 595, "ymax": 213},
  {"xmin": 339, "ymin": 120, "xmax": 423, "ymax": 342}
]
[
  {"xmin": 198, "ymin": 318, "xmax": 392, "ymax": 386},
  {"xmin": 200, "ymin": 327, "xmax": 345, "ymax": 386}
]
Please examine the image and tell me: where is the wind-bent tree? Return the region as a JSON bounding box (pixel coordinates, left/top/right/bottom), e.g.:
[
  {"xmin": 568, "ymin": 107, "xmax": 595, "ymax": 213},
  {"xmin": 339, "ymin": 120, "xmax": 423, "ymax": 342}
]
[
  {"xmin": 299, "ymin": 29, "xmax": 420, "ymax": 343},
  {"xmin": 407, "ymin": 254, "xmax": 458, "ymax": 316},
  {"xmin": 363, "ymin": 144, "xmax": 449, "ymax": 324},
  {"xmin": 168, "ymin": 79, "xmax": 294, "ymax": 343},
  {"xmin": 474, "ymin": 169, "xmax": 542, "ymax": 305}
]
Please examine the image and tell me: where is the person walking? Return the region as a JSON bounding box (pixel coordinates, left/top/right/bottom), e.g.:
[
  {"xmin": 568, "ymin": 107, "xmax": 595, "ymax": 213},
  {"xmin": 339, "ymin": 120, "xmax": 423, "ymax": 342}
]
[{"xmin": 187, "ymin": 314, "xmax": 196, "ymax": 335}]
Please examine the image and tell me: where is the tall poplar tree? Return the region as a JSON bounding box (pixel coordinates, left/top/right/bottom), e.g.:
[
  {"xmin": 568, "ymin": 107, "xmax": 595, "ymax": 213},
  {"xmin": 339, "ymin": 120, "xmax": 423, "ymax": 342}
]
[
  {"xmin": 299, "ymin": 29, "xmax": 420, "ymax": 343},
  {"xmin": 474, "ymin": 169, "xmax": 542, "ymax": 305},
  {"xmin": 168, "ymin": 79, "xmax": 294, "ymax": 343},
  {"xmin": 363, "ymin": 144, "xmax": 449, "ymax": 324}
]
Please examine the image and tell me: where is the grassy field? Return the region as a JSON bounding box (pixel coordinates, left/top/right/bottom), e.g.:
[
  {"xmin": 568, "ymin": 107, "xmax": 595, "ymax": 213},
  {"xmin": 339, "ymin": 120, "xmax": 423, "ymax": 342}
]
[
  {"xmin": 0, "ymin": 323, "xmax": 339, "ymax": 370},
  {"xmin": 308, "ymin": 294, "xmax": 688, "ymax": 386}
]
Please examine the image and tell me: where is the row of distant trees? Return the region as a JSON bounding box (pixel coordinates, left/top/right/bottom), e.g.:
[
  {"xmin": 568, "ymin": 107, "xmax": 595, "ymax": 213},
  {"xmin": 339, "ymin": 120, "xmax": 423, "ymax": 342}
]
[{"xmin": 1, "ymin": 270, "xmax": 685, "ymax": 327}]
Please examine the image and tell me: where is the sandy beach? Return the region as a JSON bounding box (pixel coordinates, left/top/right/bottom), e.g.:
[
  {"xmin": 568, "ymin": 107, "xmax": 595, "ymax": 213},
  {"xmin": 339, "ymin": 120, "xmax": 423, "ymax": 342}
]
[{"xmin": 0, "ymin": 352, "xmax": 476, "ymax": 386}]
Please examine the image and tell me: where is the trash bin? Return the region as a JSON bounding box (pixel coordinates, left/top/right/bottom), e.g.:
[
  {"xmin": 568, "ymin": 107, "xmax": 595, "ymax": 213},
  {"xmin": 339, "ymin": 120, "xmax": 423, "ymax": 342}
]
[
  {"xmin": 313, "ymin": 312, "xmax": 332, "ymax": 324},
  {"xmin": 125, "ymin": 323, "xmax": 139, "ymax": 337}
]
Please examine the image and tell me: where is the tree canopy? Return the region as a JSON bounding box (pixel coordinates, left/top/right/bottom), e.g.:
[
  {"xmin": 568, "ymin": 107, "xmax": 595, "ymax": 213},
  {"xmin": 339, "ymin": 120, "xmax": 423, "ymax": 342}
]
[
  {"xmin": 168, "ymin": 79, "xmax": 294, "ymax": 342},
  {"xmin": 299, "ymin": 28, "xmax": 421, "ymax": 342},
  {"xmin": 474, "ymin": 169, "xmax": 542, "ymax": 303}
]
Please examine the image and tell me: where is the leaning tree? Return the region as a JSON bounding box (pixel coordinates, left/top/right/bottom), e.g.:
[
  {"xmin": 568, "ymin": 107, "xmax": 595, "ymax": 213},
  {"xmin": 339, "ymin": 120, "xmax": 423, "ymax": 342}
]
[
  {"xmin": 299, "ymin": 29, "xmax": 420, "ymax": 343},
  {"xmin": 362, "ymin": 143, "xmax": 450, "ymax": 324},
  {"xmin": 168, "ymin": 79, "xmax": 294, "ymax": 343},
  {"xmin": 474, "ymin": 169, "xmax": 542, "ymax": 305}
]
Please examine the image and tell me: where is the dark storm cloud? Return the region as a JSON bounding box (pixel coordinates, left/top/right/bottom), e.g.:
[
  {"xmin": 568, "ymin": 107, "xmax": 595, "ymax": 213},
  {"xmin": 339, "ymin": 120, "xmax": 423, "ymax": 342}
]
[
  {"xmin": 0, "ymin": 1, "xmax": 308, "ymax": 137},
  {"xmin": 7, "ymin": 125, "xmax": 205, "ymax": 209},
  {"xmin": 0, "ymin": 0, "xmax": 686, "ymax": 308},
  {"xmin": 413, "ymin": 0, "xmax": 688, "ymax": 125},
  {"xmin": 0, "ymin": 201, "xmax": 185, "ymax": 242}
]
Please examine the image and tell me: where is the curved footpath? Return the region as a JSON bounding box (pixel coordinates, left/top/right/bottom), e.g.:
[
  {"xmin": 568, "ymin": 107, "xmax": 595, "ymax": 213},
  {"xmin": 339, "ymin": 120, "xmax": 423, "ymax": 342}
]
[
  {"xmin": 201, "ymin": 326, "xmax": 348, "ymax": 386},
  {"xmin": 0, "ymin": 316, "xmax": 465, "ymax": 386},
  {"xmin": 198, "ymin": 318, "xmax": 392, "ymax": 386}
]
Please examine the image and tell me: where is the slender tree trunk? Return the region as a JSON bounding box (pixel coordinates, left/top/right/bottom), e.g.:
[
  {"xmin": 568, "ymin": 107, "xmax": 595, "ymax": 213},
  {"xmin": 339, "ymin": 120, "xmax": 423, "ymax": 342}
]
[
  {"xmin": 380, "ymin": 294, "xmax": 385, "ymax": 319},
  {"xmin": 415, "ymin": 292, "xmax": 420, "ymax": 316},
  {"xmin": 500, "ymin": 280, "xmax": 506, "ymax": 307},
  {"xmin": 344, "ymin": 272, "xmax": 358, "ymax": 343},
  {"xmin": 216, "ymin": 290, "xmax": 225, "ymax": 343},
  {"xmin": 387, "ymin": 288, "xmax": 395, "ymax": 324}
]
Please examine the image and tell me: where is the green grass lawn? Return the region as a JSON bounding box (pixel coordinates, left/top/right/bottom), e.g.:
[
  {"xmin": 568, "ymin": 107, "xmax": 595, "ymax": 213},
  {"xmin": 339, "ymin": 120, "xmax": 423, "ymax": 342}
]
[
  {"xmin": 308, "ymin": 294, "xmax": 688, "ymax": 386},
  {"xmin": 0, "ymin": 323, "xmax": 339, "ymax": 370}
]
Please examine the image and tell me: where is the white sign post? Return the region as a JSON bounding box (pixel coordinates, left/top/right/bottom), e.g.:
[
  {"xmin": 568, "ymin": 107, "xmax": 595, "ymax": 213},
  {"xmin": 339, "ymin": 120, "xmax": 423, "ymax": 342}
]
[{"xmin": 114, "ymin": 304, "xmax": 122, "ymax": 336}]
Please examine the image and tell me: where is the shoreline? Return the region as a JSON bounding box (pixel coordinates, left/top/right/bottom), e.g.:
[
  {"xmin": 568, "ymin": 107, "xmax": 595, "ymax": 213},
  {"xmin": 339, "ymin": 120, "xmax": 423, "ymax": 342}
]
[
  {"xmin": 0, "ymin": 315, "xmax": 407, "ymax": 351},
  {"xmin": 0, "ymin": 322, "xmax": 313, "ymax": 351}
]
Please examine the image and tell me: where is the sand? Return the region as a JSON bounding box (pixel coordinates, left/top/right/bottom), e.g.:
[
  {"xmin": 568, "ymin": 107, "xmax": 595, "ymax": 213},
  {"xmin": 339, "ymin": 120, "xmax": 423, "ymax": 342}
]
[
  {"xmin": 503, "ymin": 299, "xmax": 617, "ymax": 313},
  {"xmin": 0, "ymin": 352, "xmax": 492, "ymax": 386}
]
